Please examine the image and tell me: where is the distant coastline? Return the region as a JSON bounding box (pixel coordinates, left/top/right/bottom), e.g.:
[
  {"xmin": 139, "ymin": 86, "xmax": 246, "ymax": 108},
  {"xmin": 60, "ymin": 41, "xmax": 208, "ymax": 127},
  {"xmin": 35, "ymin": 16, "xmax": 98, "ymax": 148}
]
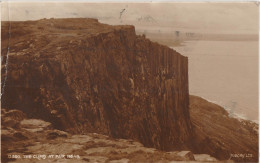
[{"xmin": 136, "ymin": 29, "xmax": 258, "ymax": 47}]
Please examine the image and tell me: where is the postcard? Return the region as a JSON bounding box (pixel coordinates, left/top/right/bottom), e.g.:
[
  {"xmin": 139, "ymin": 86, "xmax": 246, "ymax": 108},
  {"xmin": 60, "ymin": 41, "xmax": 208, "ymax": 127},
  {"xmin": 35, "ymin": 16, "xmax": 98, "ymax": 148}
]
[{"xmin": 1, "ymin": 1, "xmax": 258, "ymax": 162}]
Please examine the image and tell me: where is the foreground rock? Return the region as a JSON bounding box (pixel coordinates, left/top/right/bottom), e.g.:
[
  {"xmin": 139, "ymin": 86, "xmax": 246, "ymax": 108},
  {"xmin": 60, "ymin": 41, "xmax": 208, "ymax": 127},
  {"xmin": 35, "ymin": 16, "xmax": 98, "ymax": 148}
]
[
  {"xmin": 1, "ymin": 109, "xmax": 218, "ymax": 163},
  {"xmin": 190, "ymin": 95, "xmax": 258, "ymax": 162}
]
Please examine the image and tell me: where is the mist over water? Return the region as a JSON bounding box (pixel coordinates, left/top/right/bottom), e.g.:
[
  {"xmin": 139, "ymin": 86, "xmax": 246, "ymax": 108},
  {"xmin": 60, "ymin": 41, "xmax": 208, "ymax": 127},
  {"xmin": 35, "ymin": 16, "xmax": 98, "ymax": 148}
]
[{"xmin": 173, "ymin": 40, "xmax": 258, "ymax": 122}]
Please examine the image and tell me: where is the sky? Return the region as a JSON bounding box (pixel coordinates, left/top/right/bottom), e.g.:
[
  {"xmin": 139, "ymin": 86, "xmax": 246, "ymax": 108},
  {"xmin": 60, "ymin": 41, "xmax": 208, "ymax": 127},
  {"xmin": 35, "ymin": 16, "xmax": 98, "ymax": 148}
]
[{"xmin": 1, "ymin": 2, "xmax": 259, "ymax": 34}]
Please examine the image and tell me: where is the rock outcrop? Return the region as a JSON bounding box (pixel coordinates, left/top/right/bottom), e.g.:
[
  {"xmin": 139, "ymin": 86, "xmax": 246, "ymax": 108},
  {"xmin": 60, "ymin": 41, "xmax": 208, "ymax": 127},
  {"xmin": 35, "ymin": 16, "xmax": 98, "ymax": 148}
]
[
  {"xmin": 190, "ymin": 95, "xmax": 258, "ymax": 162},
  {"xmin": 1, "ymin": 18, "xmax": 192, "ymax": 151},
  {"xmin": 1, "ymin": 109, "xmax": 218, "ymax": 163}
]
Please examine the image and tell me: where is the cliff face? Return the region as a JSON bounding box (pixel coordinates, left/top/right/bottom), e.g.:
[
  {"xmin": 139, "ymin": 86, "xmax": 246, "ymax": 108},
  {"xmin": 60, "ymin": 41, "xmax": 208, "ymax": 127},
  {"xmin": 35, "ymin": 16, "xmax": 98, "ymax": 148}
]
[{"xmin": 1, "ymin": 18, "xmax": 192, "ymax": 151}]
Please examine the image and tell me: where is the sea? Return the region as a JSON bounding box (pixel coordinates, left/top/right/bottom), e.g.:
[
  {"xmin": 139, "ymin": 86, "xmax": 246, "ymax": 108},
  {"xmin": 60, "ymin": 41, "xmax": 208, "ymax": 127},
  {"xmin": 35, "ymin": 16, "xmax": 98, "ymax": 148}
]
[{"xmin": 172, "ymin": 40, "xmax": 259, "ymax": 123}]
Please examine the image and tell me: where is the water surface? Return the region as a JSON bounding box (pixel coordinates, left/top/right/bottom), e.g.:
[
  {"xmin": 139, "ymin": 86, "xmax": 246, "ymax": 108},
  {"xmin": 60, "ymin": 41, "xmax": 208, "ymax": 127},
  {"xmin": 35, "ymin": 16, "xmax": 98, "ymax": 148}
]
[{"xmin": 173, "ymin": 40, "xmax": 258, "ymax": 122}]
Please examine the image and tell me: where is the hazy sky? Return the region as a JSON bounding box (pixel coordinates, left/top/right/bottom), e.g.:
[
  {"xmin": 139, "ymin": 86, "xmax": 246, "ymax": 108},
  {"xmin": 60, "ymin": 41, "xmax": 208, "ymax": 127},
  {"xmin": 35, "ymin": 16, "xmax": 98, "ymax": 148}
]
[{"xmin": 1, "ymin": 2, "xmax": 259, "ymax": 34}]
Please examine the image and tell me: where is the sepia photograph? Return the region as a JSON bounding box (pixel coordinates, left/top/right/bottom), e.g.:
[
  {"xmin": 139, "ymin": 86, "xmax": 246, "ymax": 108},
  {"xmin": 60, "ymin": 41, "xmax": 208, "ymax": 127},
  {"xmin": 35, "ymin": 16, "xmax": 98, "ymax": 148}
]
[{"xmin": 1, "ymin": 1, "xmax": 259, "ymax": 162}]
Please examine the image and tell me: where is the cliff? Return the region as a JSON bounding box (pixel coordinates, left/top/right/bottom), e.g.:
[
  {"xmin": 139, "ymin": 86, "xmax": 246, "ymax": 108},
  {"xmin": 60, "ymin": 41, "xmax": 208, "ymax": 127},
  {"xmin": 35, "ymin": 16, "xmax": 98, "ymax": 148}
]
[
  {"xmin": 1, "ymin": 18, "xmax": 192, "ymax": 151},
  {"xmin": 1, "ymin": 18, "xmax": 258, "ymax": 162}
]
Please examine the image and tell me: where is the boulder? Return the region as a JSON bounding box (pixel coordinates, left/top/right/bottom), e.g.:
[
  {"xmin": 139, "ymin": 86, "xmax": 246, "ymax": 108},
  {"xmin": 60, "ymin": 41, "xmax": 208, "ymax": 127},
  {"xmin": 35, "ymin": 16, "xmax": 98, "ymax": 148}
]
[
  {"xmin": 194, "ymin": 154, "xmax": 218, "ymax": 162},
  {"xmin": 176, "ymin": 151, "xmax": 195, "ymax": 161},
  {"xmin": 20, "ymin": 119, "xmax": 52, "ymax": 129},
  {"xmin": 46, "ymin": 130, "xmax": 68, "ymax": 139},
  {"xmin": 5, "ymin": 109, "xmax": 26, "ymax": 121}
]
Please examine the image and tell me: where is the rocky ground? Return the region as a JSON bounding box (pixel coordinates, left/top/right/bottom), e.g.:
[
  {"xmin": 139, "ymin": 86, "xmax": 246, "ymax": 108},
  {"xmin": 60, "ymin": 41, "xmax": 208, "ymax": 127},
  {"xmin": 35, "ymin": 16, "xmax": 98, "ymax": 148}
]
[
  {"xmin": 1, "ymin": 108, "xmax": 221, "ymax": 163},
  {"xmin": 1, "ymin": 97, "xmax": 257, "ymax": 163},
  {"xmin": 190, "ymin": 95, "xmax": 258, "ymax": 162}
]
